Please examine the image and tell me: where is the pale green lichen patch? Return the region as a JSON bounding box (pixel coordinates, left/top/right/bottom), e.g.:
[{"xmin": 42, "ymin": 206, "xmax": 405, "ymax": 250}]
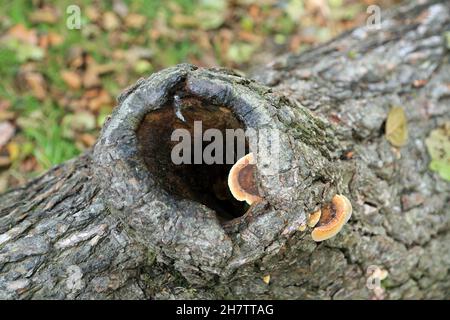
[
  {"xmin": 445, "ymin": 31, "xmax": 450, "ymax": 49},
  {"xmin": 425, "ymin": 122, "xmax": 450, "ymax": 182}
]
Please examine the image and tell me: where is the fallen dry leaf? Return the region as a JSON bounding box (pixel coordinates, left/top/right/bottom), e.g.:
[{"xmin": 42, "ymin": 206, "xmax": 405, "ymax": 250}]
[
  {"xmin": 88, "ymin": 90, "xmax": 112, "ymax": 111},
  {"xmin": 0, "ymin": 100, "xmax": 11, "ymax": 111},
  {"xmin": 0, "ymin": 111, "xmax": 15, "ymax": 122},
  {"xmin": 305, "ymin": 0, "xmax": 331, "ymax": 19},
  {"xmin": 345, "ymin": 150, "xmax": 354, "ymax": 159},
  {"xmin": 48, "ymin": 32, "xmax": 64, "ymax": 46},
  {"xmin": 171, "ymin": 14, "xmax": 198, "ymax": 28},
  {"xmin": 102, "ymin": 11, "xmax": 121, "ymax": 31},
  {"xmin": 249, "ymin": 4, "xmax": 260, "ymax": 19},
  {"xmin": 66, "ymin": 47, "xmax": 85, "ymax": 69},
  {"xmin": 84, "ymin": 88, "xmax": 101, "ymax": 99},
  {"xmin": 67, "ymin": 98, "xmax": 89, "ymax": 111},
  {"xmin": 61, "ymin": 70, "xmax": 82, "ymax": 90},
  {"xmin": 113, "ymin": 0, "xmax": 129, "ymax": 18},
  {"xmin": 0, "ymin": 156, "xmax": 11, "ymax": 168},
  {"xmin": 124, "ymin": 13, "xmax": 147, "ymax": 29},
  {"xmin": 6, "ymin": 142, "xmax": 20, "ymax": 162},
  {"xmin": 413, "ymin": 79, "xmax": 427, "ymax": 88},
  {"xmin": 29, "ymin": 8, "xmax": 59, "ymax": 24},
  {"xmin": 125, "ymin": 47, "xmax": 153, "ymax": 64},
  {"xmin": 238, "ymin": 31, "xmax": 262, "ymax": 43},
  {"xmin": 92, "ymin": 63, "xmax": 117, "ymax": 76},
  {"xmin": 25, "ymin": 72, "xmax": 47, "ymax": 100},
  {"xmin": 290, "ymin": 35, "xmax": 302, "ymax": 52},
  {"xmin": 20, "ymin": 156, "xmax": 38, "ymax": 172},
  {"xmin": 80, "ymin": 133, "xmax": 97, "ymax": 147},
  {"xmin": 38, "ymin": 34, "xmax": 50, "ymax": 50},
  {"xmin": 0, "ymin": 122, "xmax": 15, "ymax": 149},
  {"xmin": 385, "ymin": 106, "xmax": 408, "ymax": 147},
  {"xmin": 83, "ymin": 69, "xmax": 101, "ymax": 88},
  {"xmin": 7, "ymin": 24, "xmax": 38, "ymax": 45},
  {"xmin": 0, "ymin": 101, "xmax": 12, "ymax": 121},
  {"xmin": 0, "ymin": 173, "xmax": 8, "ymax": 193},
  {"xmin": 86, "ymin": 6, "xmax": 101, "ymax": 22}
]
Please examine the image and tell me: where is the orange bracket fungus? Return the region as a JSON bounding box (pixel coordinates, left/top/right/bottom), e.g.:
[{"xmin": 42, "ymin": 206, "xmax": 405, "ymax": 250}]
[
  {"xmin": 307, "ymin": 209, "xmax": 322, "ymax": 228},
  {"xmin": 311, "ymin": 194, "xmax": 352, "ymax": 242},
  {"xmin": 228, "ymin": 153, "xmax": 262, "ymax": 205}
]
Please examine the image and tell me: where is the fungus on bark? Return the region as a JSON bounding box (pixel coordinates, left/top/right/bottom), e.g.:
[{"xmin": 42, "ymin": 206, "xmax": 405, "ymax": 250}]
[
  {"xmin": 311, "ymin": 195, "xmax": 352, "ymax": 242},
  {"xmin": 307, "ymin": 209, "xmax": 322, "ymax": 228},
  {"xmin": 227, "ymin": 153, "xmax": 262, "ymax": 205}
]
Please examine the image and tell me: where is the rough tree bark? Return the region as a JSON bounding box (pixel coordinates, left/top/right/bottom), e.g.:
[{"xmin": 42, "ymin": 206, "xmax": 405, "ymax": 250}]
[{"xmin": 0, "ymin": 0, "xmax": 449, "ymax": 299}]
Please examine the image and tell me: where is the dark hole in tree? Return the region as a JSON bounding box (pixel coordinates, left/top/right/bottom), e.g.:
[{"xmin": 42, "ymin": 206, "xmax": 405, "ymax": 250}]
[{"xmin": 137, "ymin": 94, "xmax": 250, "ymax": 221}]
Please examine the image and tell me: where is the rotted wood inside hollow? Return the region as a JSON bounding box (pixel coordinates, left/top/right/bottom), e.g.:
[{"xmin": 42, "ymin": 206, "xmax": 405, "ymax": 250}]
[{"xmin": 137, "ymin": 95, "xmax": 251, "ymax": 221}]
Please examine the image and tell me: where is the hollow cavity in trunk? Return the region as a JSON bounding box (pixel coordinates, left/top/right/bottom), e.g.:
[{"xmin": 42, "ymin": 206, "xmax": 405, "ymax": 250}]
[{"xmin": 137, "ymin": 94, "xmax": 251, "ymax": 221}]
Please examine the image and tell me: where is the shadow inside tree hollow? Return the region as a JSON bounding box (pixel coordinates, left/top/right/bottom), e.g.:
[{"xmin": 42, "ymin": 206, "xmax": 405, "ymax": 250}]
[{"xmin": 137, "ymin": 93, "xmax": 250, "ymax": 221}]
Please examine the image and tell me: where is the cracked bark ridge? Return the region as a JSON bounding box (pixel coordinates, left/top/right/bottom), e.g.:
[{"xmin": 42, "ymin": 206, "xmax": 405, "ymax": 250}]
[{"xmin": 0, "ymin": 0, "xmax": 449, "ymax": 299}]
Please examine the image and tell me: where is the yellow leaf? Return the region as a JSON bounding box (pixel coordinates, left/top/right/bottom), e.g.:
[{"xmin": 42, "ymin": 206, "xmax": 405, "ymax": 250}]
[
  {"xmin": 262, "ymin": 275, "xmax": 270, "ymax": 285},
  {"xmin": 7, "ymin": 142, "xmax": 20, "ymax": 162},
  {"xmin": 385, "ymin": 106, "xmax": 408, "ymax": 147}
]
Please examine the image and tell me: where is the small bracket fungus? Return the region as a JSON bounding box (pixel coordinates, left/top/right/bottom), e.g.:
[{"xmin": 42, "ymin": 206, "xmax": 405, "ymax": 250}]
[
  {"xmin": 228, "ymin": 153, "xmax": 262, "ymax": 205},
  {"xmin": 311, "ymin": 195, "xmax": 352, "ymax": 242},
  {"xmin": 307, "ymin": 209, "xmax": 322, "ymax": 228}
]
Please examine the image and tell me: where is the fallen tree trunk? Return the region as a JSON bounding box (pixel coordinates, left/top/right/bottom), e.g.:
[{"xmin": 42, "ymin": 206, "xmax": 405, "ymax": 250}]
[{"xmin": 0, "ymin": 0, "xmax": 449, "ymax": 299}]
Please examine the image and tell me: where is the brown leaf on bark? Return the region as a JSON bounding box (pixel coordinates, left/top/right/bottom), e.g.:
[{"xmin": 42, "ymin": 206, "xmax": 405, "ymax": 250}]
[
  {"xmin": 413, "ymin": 79, "xmax": 427, "ymax": 88},
  {"xmin": 385, "ymin": 106, "xmax": 408, "ymax": 147}
]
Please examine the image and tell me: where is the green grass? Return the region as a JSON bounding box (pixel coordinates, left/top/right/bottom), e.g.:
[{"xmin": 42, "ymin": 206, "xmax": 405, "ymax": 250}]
[{"xmin": 16, "ymin": 98, "xmax": 80, "ymax": 168}]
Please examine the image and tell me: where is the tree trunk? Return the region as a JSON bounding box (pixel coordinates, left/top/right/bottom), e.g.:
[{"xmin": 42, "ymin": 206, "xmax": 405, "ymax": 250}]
[{"xmin": 1, "ymin": 0, "xmax": 449, "ymax": 299}]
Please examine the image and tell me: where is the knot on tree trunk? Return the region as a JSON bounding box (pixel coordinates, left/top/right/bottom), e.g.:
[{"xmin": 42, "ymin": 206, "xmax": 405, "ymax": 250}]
[{"xmin": 93, "ymin": 64, "xmax": 347, "ymax": 284}]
